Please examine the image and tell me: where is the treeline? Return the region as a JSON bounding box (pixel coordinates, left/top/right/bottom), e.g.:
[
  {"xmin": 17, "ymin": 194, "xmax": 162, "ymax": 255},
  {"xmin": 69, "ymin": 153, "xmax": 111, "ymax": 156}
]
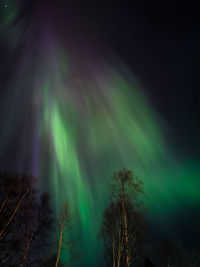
[{"xmin": 0, "ymin": 170, "xmax": 199, "ymax": 266}]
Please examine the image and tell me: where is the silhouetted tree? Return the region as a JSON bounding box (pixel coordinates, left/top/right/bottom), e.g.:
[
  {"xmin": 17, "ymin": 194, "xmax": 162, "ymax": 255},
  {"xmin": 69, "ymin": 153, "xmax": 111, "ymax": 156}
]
[
  {"xmin": 101, "ymin": 169, "xmax": 144, "ymax": 267},
  {"xmin": 19, "ymin": 193, "xmax": 54, "ymax": 266},
  {"xmin": 0, "ymin": 172, "xmax": 33, "ymax": 239},
  {"xmin": 0, "ymin": 172, "xmax": 36, "ymax": 265},
  {"xmin": 55, "ymin": 203, "xmax": 74, "ymax": 267},
  {"xmin": 0, "ymin": 172, "xmax": 53, "ymax": 266}
]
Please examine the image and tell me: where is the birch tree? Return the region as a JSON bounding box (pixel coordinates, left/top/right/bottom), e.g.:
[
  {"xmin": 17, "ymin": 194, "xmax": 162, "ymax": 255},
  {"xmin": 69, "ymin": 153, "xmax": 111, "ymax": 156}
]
[
  {"xmin": 0, "ymin": 172, "xmax": 53, "ymax": 266},
  {"xmin": 55, "ymin": 203, "xmax": 74, "ymax": 267},
  {"xmin": 101, "ymin": 169, "xmax": 144, "ymax": 267}
]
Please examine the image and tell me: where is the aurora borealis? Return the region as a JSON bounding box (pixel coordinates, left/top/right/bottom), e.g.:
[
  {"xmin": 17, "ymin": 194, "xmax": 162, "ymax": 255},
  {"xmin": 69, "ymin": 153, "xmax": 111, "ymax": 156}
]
[{"xmin": 0, "ymin": 1, "xmax": 200, "ymax": 266}]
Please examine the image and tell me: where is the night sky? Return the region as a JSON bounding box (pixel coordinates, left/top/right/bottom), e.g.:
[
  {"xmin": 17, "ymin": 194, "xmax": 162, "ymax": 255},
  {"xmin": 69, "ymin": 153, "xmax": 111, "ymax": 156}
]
[
  {"xmin": 94, "ymin": 0, "xmax": 200, "ymax": 249},
  {"xmin": 0, "ymin": 0, "xmax": 200, "ymax": 265},
  {"xmin": 80, "ymin": 0, "xmax": 200, "ymax": 157}
]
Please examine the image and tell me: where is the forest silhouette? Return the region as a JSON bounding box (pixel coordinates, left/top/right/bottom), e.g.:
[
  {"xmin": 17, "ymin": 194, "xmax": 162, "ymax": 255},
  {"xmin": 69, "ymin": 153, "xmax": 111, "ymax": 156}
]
[{"xmin": 0, "ymin": 170, "xmax": 199, "ymax": 266}]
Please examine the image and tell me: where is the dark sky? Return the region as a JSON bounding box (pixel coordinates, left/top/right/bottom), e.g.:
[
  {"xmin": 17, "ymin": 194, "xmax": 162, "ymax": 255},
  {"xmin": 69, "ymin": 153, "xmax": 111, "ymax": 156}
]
[
  {"xmin": 74, "ymin": 1, "xmax": 200, "ymax": 249},
  {"xmin": 73, "ymin": 0, "xmax": 200, "ymax": 159},
  {"xmin": 0, "ymin": 0, "xmax": 199, "ymax": 255},
  {"xmin": 1, "ymin": 0, "xmax": 200, "ymax": 160}
]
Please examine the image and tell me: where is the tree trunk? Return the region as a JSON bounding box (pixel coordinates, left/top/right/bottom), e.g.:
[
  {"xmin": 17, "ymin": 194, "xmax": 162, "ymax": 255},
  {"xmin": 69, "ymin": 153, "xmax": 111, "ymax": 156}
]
[
  {"xmin": 0, "ymin": 194, "xmax": 8, "ymax": 214},
  {"xmin": 55, "ymin": 222, "xmax": 64, "ymax": 267},
  {"xmin": 112, "ymin": 231, "xmax": 116, "ymax": 267},
  {"xmin": 0, "ymin": 187, "xmax": 30, "ymax": 238},
  {"xmin": 112, "ymin": 227, "xmax": 116, "ymax": 267},
  {"xmin": 121, "ymin": 187, "xmax": 130, "ymax": 267},
  {"xmin": 20, "ymin": 217, "xmax": 38, "ymax": 267},
  {"xmin": 117, "ymin": 226, "xmax": 122, "ymax": 267}
]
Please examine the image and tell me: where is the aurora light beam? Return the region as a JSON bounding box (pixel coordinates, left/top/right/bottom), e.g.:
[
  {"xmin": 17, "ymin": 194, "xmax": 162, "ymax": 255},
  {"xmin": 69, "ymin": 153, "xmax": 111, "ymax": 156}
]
[{"xmin": 0, "ymin": 1, "xmax": 199, "ymax": 265}]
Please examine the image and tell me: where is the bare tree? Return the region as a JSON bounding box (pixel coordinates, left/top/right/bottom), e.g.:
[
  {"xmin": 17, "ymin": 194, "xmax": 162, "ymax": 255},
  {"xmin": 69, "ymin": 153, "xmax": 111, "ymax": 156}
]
[
  {"xmin": 0, "ymin": 173, "xmax": 32, "ymax": 239},
  {"xmin": 101, "ymin": 201, "xmax": 124, "ymax": 267},
  {"xmin": 101, "ymin": 169, "xmax": 144, "ymax": 267},
  {"xmin": 55, "ymin": 203, "xmax": 73, "ymax": 267},
  {"xmin": 0, "ymin": 172, "xmax": 53, "ymax": 266},
  {"xmin": 19, "ymin": 193, "xmax": 54, "ymax": 267},
  {"xmin": 0, "ymin": 172, "xmax": 35, "ymax": 265}
]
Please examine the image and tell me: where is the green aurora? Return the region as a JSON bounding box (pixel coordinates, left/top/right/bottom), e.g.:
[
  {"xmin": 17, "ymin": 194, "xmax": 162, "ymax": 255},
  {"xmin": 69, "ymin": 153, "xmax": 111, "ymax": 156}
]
[{"xmin": 0, "ymin": 1, "xmax": 200, "ymax": 265}]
